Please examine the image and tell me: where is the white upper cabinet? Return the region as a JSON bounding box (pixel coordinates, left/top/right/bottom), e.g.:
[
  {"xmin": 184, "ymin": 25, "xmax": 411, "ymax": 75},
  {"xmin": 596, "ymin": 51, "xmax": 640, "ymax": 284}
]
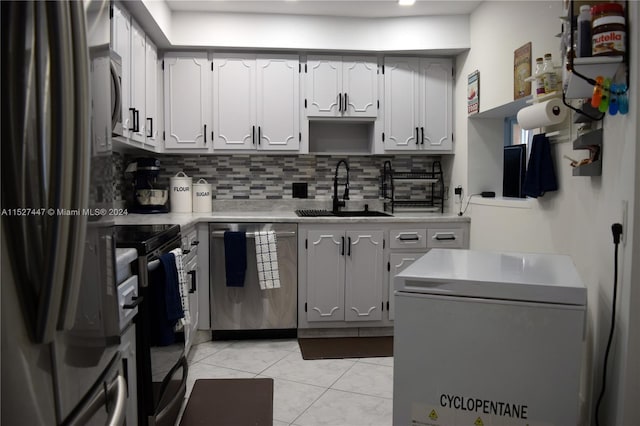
[
  {"xmin": 111, "ymin": 4, "xmax": 131, "ymax": 135},
  {"xmin": 111, "ymin": 4, "xmax": 158, "ymax": 149},
  {"xmin": 306, "ymin": 56, "xmax": 378, "ymax": 118},
  {"xmin": 164, "ymin": 53, "xmax": 212, "ymax": 150},
  {"xmin": 256, "ymin": 56, "xmax": 300, "ymax": 150},
  {"xmin": 212, "ymin": 54, "xmax": 300, "ymax": 151},
  {"xmin": 130, "ymin": 20, "xmax": 146, "ymax": 143},
  {"xmin": 383, "ymin": 58, "xmax": 420, "ymax": 149},
  {"xmin": 212, "ymin": 55, "xmax": 256, "ymax": 150},
  {"xmin": 419, "ymin": 58, "xmax": 453, "ymax": 151},
  {"xmin": 144, "ymin": 36, "xmax": 159, "ymax": 147},
  {"xmin": 383, "ymin": 57, "xmax": 453, "ymax": 152}
]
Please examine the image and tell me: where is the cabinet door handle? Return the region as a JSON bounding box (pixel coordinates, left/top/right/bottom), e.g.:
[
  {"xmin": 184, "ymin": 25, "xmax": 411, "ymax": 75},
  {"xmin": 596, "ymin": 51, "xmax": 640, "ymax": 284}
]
[
  {"xmin": 135, "ymin": 109, "xmax": 140, "ymax": 132},
  {"xmin": 339, "ymin": 93, "xmax": 343, "ymax": 112},
  {"xmin": 347, "ymin": 236, "xmax": 351, "ymax": 256},
  {"xmin": 252, "ymin": 125, "xmax": 256, "ymax": 145},
  {"xmin": 204, "ymin": 124, "xmax": 207, "ymax": 144},
  {"xmin": 129, "ymin": 107, "xmax": 135, "ymax": 131},
  {"xmin": 123, "ymin": 296, "xmax": 143, "ymax": 309},
  {"xmin": 341, "ymin": 236, "xmax": 345, "ymax": 256},
  {"xmin": 421, "ymin": 127, "xmax": 424, "ymax": 144},
  {"xmin": 398, "ymin": 234, "xmax": 420, "ymax": 241},
  {"xmin": 258, "ymin": 126, "xmax": 261, "ymax": 145},
  {"xmin": 416, "ymin": 127, "xmax": 419, "ymax": 145},
  {"xmin": 434, "ymin": 233, "xmax": 456, "ymax": 241},
  {"xmin": 188, "ymin": 270, "xmax": 196, "ymax": 293},
  {"xmin": 191, "ymin": 240, "xmax": 200, "ymax": 246},
  {"xmin": 147, "ymin": 117, "xmax": 153, "ymax": 138},
  {"xmin": 343, "ymin": 92, "xmax": 348, "ymax": 113},
  {"xmin": 130, "ymin": 109, "xmax": 137, "ymax": 133}
]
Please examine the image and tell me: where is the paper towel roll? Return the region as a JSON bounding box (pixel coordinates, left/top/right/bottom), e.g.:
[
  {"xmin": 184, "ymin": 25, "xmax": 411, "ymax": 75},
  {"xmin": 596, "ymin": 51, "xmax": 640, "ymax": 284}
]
[{"xmin": 516, "ymin": 98, "xmax": 567, "ymax": 130}]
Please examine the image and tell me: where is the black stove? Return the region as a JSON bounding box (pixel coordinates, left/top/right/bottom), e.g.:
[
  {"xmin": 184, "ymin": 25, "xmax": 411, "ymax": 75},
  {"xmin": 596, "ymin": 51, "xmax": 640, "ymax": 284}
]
[{"xmin": 115, "ymin": 224, "xmax": 181, "ymax": 254}]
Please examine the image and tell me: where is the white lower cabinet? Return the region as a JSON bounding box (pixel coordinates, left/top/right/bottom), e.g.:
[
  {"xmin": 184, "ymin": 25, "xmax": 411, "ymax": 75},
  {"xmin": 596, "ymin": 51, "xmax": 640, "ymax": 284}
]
[
  {"xmin": 302, "ymin": 227, "xmax": 384, "ymax": 325},
  {"xmin": 387, "ymin": 223, "xmax": 469, "ymax": 321},
  {"xmin": 298, "ymin": 222, "xmax": 469, "ymax": 331},
  {"xmin": 388, "ymin": 252, "xmax": 426, "ymax": 321}
]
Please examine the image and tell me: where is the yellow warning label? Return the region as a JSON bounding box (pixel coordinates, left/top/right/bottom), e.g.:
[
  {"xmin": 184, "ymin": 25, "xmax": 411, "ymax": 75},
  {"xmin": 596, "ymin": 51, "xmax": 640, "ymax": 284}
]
[
  {"xmin": 474, "ymin": 417, "xmax": 484, "ymax": 426},
  {"xmin": 429, "ymin": 409, "xmax": 438, "ymax": 421}
]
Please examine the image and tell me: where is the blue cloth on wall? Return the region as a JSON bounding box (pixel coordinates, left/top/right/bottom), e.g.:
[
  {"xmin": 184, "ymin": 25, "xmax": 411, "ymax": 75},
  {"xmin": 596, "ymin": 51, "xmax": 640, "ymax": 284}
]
[
  {"xmin": 523, "ymin": 133, "xmax": 558, "ymax": 198},
  {"xmin": 149, "ymin": 252, "xmax": 184, "ymax": 346},
  {"xmin": 224, "ymin": 231, "xmax": 247, "ymax": 287}
]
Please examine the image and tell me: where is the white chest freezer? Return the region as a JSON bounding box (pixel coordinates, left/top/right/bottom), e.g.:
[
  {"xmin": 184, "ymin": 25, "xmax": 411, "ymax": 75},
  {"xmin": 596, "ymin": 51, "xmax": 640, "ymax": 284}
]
[{"xmin": 393, "ymin": 249, "xmax": 586, "ymax": 426}]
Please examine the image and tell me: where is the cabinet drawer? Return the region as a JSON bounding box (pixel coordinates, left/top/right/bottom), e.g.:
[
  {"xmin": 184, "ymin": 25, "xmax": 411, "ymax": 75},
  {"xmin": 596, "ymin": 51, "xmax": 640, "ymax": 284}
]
[
  {"xmin": 427, "ymin": 228, "xmax": 465, "ymax": 249},
  {"xmin": 389, "ymin": 229, "xmax": 427, "ymax": 249}
]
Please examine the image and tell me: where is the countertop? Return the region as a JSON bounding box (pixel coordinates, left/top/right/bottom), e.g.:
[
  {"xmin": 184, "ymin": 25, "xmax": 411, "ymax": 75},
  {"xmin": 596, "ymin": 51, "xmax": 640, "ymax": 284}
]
[
  {"xmin": 114, "ymin": 211, "xmax": 469, "ymax": 228},
  {"xmin": 113, "ymin": 200, "xmax": 470, "ymax": 229}
]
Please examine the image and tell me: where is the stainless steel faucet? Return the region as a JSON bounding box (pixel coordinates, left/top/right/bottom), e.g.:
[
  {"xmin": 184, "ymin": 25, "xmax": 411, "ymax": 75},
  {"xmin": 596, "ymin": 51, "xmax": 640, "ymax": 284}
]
[{"xmin": 332, "ymin": 159, "xmax": 350, "ymax": 213}]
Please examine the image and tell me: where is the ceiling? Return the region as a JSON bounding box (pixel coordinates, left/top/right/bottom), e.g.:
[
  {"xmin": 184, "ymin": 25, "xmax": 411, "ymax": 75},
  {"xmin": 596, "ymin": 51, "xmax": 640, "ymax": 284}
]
[{"xmin": 164, "ymin": 0, "xmax": 482, "ymax": 18}]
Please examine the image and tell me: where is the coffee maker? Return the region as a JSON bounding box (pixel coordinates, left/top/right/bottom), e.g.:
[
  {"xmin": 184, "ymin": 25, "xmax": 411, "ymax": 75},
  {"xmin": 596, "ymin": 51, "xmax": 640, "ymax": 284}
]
[{"xmin": 125, "ymin": 157, "xmax": 169, "ymax": 213}]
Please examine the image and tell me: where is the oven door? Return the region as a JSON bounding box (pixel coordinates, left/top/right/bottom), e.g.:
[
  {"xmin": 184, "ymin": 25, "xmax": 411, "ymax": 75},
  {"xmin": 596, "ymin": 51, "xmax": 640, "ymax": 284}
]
[
  {"xmin": 110, "ymin": 51, "xmax": 123, "ymax": 137},
  {"xmin": 137, "ymin": 237, "xmax": 188, "ymax": 426}
]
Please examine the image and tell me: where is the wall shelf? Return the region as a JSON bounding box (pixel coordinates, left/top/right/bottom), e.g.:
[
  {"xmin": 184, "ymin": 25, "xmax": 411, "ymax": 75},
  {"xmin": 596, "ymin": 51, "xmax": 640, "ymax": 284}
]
[
  {"xmin": 572, "ymin": 128, "xmax": 602, "ymax": 176},
  {"xmin": 564, "ymin": 57, "xmax": 624, "ymax": 99}
]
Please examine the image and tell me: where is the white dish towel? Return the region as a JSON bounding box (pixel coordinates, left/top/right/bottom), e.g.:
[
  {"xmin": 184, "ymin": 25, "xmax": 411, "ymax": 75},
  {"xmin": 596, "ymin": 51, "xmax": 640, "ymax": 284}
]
[
  {"xmin": 170, "ymin": 247, "xmax": 191, "ymax": 327},
  {"xmin": 255, "ymin": 230, "xmax": 281, "ymax": 290}
]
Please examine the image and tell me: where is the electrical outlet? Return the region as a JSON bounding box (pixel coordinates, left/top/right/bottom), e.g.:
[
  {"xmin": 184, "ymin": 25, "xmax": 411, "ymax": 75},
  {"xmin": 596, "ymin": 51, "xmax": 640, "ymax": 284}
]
[{"xmin": 454, "ymin": 186, "xmax": 462, "ymax": 204}]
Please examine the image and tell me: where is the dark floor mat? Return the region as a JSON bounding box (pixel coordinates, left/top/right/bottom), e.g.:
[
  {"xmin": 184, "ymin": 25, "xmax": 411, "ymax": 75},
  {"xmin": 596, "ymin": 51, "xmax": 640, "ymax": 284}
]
[
  {"xmin": 179, "ymin": 378, "xmax": 274, "ymax": 426},
  {"xmin": 298, "ymin": 336, "xmax": 394, "ymax": 360}
]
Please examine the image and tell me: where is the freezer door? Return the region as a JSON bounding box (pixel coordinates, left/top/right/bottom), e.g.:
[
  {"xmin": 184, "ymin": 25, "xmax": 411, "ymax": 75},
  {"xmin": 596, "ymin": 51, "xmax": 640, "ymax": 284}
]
[
  {"xmin": 64, "ymin": 354, "xmax": 127, "ymax": 426},
  {"xmin": 393, "ymin": 292, "xmax": 585, "ymax": 426}
]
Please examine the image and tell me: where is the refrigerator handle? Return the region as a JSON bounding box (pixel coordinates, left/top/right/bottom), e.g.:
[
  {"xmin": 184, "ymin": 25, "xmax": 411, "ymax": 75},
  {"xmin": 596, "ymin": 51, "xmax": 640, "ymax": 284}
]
[
  {"xmin": 58, "ymin": 0, "xmax": 92, "ymax": 333},
  {"xmin": 34, "ymin": 1, "xmax": 77, "ymax": 343}
]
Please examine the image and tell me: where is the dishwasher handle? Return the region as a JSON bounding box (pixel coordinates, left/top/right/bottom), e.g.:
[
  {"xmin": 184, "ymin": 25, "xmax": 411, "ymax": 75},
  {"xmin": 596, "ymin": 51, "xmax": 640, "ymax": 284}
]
[{"xmin": 210, "ymin": 230, "xmax": 297, "ymax": 239}]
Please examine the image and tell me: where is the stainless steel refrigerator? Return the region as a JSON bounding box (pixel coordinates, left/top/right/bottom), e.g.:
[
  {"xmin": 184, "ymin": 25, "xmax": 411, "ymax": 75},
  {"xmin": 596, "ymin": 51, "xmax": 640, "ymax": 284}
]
[{"xmin": 1, "ymin": 1, "xmax": 127, "ymax": 424}]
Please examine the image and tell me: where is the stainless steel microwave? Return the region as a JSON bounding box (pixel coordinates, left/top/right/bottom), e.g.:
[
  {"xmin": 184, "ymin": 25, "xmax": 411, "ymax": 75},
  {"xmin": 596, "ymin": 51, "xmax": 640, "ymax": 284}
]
[{"xmin": 110, "ymin": 50, "xmax": 123, "ymax": 137}]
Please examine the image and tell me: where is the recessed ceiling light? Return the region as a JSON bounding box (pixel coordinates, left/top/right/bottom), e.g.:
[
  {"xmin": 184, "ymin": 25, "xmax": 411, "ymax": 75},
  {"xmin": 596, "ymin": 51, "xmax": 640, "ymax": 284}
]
[{"xmin": 399, "ymin": 0, "xmax": 416, "ymax": 5}]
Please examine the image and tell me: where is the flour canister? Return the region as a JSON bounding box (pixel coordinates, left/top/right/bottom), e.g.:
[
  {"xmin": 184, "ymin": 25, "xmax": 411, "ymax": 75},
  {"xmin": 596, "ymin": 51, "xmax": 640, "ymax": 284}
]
[
  {"xmin": 192, "ymin": 178, "xmax": 212, "ymax": 213},
  {"xmin": 170, "ymin": 171, "xmax": 192, "ymax": 212}
]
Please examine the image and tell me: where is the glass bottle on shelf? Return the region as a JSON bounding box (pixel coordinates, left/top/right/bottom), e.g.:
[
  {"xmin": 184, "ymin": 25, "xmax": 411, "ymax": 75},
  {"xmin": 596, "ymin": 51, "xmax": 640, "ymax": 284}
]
[
  {"xmin": 577, "ymin": 5, "xmax": 592, "ymax": 57},
  {"xmin": 542, "ymin": 53, "xmax": 558, "ymax": 93},
  {"xmin": 534, "ymin": 57, "xmax": 545, "ymax": 96}
]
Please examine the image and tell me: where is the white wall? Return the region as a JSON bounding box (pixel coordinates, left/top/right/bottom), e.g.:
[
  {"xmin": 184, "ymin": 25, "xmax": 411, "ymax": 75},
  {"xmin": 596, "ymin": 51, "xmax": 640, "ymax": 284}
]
[
  {"xmin": 453, "ymin": 1, "xmax": 638, "ymax": 424},
  {"xmin": 135, "ymin": 4, "xmax": 470, "ymax": 53}
]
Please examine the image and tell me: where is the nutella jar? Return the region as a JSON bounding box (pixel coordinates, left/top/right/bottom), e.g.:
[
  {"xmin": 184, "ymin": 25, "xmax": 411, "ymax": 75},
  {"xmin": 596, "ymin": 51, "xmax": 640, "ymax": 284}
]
[{"xmin": 591, "ymin": 3, "xmax": 626, "ymax": 56}]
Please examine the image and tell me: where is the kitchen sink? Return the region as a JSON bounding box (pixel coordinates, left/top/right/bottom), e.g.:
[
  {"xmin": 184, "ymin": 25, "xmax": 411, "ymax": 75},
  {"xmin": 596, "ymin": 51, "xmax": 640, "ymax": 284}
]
[{"xmin": 295, "ymin": 209, "xmax": 392, "ymax": 217}]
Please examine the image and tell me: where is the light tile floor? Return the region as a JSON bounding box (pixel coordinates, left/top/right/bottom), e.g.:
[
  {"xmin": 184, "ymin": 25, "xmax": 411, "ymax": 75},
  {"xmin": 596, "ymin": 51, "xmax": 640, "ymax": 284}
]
[{"xmin": 180, "ymin": 338, "xmax": 393, "ymax": 426}]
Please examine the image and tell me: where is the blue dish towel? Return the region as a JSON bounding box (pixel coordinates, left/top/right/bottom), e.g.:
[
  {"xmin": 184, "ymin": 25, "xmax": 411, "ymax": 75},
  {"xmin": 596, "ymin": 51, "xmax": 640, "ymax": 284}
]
[
  {"xmin": 149, "ymin": 252, "xmax": 184, "ymax": 346},
  {"xmin": 523, "ymin": 133, "xmax": 558, "ymax": 198},
  {"xmin": 224, "ymin": 231, "xmax": 247, "ymax": 287}
]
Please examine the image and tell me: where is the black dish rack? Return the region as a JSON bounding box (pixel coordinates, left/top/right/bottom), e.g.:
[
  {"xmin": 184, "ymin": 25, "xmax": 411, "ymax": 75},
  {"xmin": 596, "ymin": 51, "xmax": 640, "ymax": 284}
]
[{"xmin": 381, "ymin": 160, "xmax": 444, "ymax": 213}]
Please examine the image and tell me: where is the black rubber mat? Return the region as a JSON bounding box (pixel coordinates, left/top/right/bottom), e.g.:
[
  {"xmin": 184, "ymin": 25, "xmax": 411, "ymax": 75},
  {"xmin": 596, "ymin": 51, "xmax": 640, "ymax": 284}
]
[
  {"xmin": 179, "ymin": 378, "xmax": 273, "ymax": 426},
  {"xmin": 298, "ymin": 336, "xmax": 394, "ymax": 360}
]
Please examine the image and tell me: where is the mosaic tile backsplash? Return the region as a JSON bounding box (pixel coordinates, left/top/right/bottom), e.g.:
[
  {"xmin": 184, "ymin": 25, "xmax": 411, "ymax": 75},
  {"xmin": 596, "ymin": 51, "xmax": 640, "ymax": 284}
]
[{"xmin": 114, "ymin": 153, "xmax": 448, "ymax": 205}]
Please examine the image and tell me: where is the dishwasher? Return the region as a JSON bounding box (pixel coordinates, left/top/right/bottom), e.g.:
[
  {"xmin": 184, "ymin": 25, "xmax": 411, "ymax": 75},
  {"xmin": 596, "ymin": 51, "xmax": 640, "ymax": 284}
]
[{"xmin": 209, "ymin": 223, "xmax": 297, "ymax": 339}]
